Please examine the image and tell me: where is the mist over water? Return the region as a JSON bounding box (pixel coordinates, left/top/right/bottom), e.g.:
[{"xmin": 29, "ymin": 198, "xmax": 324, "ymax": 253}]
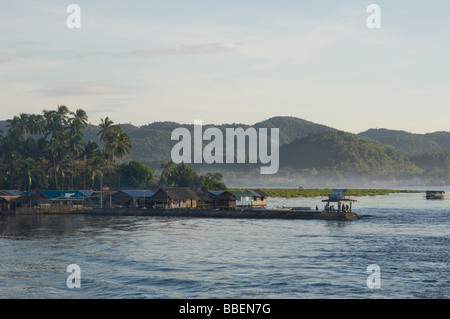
[{"xmin": 0, "ymin": 189, "xmax": 449, "ymax": 299}]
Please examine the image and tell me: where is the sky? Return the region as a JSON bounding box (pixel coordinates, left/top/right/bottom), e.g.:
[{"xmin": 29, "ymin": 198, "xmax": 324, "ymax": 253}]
[{"xmin": 1, "ymin": 0, "xmax": 449, "ymax": 134}]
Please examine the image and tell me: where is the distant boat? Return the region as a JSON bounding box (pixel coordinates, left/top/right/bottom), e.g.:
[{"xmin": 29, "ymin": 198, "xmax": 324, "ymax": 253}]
[{"xmin": 426, "ymin": 190, "xmax": 445, "ymax": 200}]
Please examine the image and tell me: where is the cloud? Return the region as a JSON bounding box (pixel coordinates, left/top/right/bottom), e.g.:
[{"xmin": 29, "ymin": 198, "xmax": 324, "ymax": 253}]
[
  {"xmin": 76, "ymin": 43, "xmax": 231, "ymax": 58},
  {"xmin": 43, "ymin": 82, "xmax": 132, "ymax": 96}
]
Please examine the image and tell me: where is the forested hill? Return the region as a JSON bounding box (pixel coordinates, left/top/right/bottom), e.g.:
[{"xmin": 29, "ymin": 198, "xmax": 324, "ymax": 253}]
[
  {"xmin": 279, "ymin": 131, "xmax": 422, "ymax": 177},
  {"xmin": 70, "ymin": 116, "xmax": 337, "ymax": 168},
  {"xmin": 357, "ymin": 129, "xmax": 447, "ymax": 155}
]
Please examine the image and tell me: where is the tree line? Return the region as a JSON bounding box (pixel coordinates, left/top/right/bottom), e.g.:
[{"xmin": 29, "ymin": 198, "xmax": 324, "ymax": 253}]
[{"xmin": 0, "ymin": 106, "xmax": 226, "ymax": 191}]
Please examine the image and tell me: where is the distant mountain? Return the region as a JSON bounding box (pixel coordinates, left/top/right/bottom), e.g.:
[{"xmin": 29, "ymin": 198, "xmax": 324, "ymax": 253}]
[
  {"xmin": 357, "ymin": 129, "xmax": 444, "ymax": 155},
  {"xmin": 409, "ymin": 151, "xmax": 450, "ymax": 171},
  {"xmin": 253, "ymin": 116, "xmax": 336, "ymax": 145},
  {"xmin": 424, "ymin": 131, "xmax": 450, "ymax": 151},
  {"xmin": 96, "ymin": 116, "xmax": 336, "ymax": 168},
  {"xmin": 280, "ymin": 131, "xmax": 422, "ymax": 176}
]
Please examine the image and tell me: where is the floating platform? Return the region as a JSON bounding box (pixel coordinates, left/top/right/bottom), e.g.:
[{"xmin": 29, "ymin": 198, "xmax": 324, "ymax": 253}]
[
  {"xmin": 426, "ymin": 190, "xmax": 445, "ymax": 200},
  {"xmin": 78, "ymin": 208, "xmax": 361, "ymax": 221}
]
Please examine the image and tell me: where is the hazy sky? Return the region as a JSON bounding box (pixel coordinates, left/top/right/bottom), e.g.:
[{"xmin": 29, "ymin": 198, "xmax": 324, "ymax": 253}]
[{"xmin": 1, "ymin": 0, "xmax": 449, "ymax": 134}]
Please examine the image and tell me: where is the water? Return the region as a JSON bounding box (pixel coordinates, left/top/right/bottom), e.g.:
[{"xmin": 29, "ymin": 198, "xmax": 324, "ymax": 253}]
[{"xmin": 0, "ymin": 189, "xmax": 449, "ymax": 299}]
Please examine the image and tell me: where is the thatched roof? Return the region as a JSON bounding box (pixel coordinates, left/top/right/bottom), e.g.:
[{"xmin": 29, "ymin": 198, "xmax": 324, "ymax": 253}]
[
  {"xmin": 151, "ymin": 187, "xmax": 201, "ymax": 200},
  {"xmin": 12, "ymin": 192, "xmax": 50, "ymax": 206}
]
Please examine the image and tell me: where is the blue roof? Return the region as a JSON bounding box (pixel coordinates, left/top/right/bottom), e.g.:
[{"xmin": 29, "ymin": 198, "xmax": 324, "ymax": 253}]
[
  {"xmin": 208, "ymin": 190, "xmax": 225, "ymax": 196},
  {"xmin": 38, "ymin": 190, "xmax": 90, "ymax": 200},
  {"xmin": 120, "ymin": 190, "xmax": 155, "ymax": 198}
]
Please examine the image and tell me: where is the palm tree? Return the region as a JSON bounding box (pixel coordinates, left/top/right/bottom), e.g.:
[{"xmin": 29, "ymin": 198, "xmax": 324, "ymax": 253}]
[
  {"xmin": 67, "ymin": 132, "xmax": 84, "ymax": 189},
  {"xmin": 55, "ymin": 105, "xmax": 70, "ymax": 127},
  {"xmin": 98, "ymin": 117, "xmax": 116, "ymax": 173},
  {"xmin": 87, "ymin": 155, "xmax": 104, "ymax": 189},
  {"xmin": 7, "ymin": 113, "xmax": 29, "ymax": 136},
  {"xmin": 80, "ymin": 140, "xmax": 101, "ymax": 189},
  {"xmin": 43, "ymin": 105, "xmax": 70, "ymax": 140},
  {"xmin": 27, "ymin": 114, "xmax": 45, "ymax": 142},
  {"xmin": 46, "ymin": 137, "xmax": 71, "ymax": 190},
  {"xmin": 69, "ymin": 109, "xmax": 88, "ymax": 137},
  {"xmin": 113, "ymin": 129, "xmax": 132, "ymax": 190},
  {"xmin": 22, "ymin": 157, "xmax": 35, "ymax": 192},
  {"xmin": 43, "ymin": 109, "xmax": 60, "ymax": 139},
  {"xmin": 98, "ymin": 117, "xmax": 115, "ymax": 145},
  {"xmin": 159, "ymin": 160, "xmax": 176, "ymax": 186}
]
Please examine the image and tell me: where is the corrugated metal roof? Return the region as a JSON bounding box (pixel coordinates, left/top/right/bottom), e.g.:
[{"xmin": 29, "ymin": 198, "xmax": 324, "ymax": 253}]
[
  {"xmin": 154, "ymin": 187, "xmax": 201, "ymax": 200},
  {"xmin": 248, "ymin": 189, "xmax": 268, "ymax": 197},
  {"xmin": 227, "ymin": 190, "xmax": 253, "ymax": 198},
  {"xmin": 208, "ymin": 190, "xmax": 225, "ymax": 196},
  {"xmin": 119, "ymin": 190, "xmax": 155, "ymax": 198},
  {"xmin": 0, "ymin": 190, "xmax": 23, "ymax": 197},
  {"xmin": 38, "ymin": 190, "xmax": 90, "ymax": 200},
  {"xmin": 5, "ymin": 190, "xmax": 24, "ymax": 196},
  {"xmin": 78, "ymin": 190, "xmax": 94, "ymax": 197}
]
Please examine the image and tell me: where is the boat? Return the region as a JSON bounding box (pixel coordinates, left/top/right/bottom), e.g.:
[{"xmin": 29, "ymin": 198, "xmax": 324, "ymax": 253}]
[{"xmin": 426, "ymin": 190, "xmax": 445, "ymax": 200}]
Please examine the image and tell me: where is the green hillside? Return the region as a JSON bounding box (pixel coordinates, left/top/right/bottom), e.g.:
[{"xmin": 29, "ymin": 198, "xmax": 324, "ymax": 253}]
[
  {"xmin": 424, "ymin": 131, "xmax": 450, "ymax": 151},
  {"xmin": 280, "ymin": 131, "xmax": 422, "ymax": 177},
  {"xmin": 358, "ymin": 128, "xmax": 443, "ymax": 155},
  {"xmin": 254, "ymin": 116, "xmax": 336, "ymax": 145},
  {"xmin": 71, "ymin": 116, "xmax": 337, "ymax": 169}
]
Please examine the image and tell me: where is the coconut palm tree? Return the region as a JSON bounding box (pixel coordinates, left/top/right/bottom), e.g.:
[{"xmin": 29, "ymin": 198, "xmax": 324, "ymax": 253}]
[
  {"xmin": 27, "ymin": 114, "xmax": 45, "ymax": 142},
  {"xmin": 159, "ymin": 160, "xmax": 176, "ymax": 186},
  {"xmin": 46, "ymin": 137, "xmax": 71, "ymax": 190},
  {"xmin": 98, "ymin": 117, "xmax": 115, "ymax": 147},
  {"xmin": 80, "ymin": 140, "xmax": 101, "ymax": 189},
  {"xmin": 69, "ymin": 108, "xmax": 88, "ymax": 137},
  {"xmin": 87, "ymin": 155, "xmax": 104, "ymax": 189},
  {"xmin": 113, "ymin": 128, "xmax": 132, "ymax": 190},
  {"xmin": 7, "ymin": 113, "xmax": 29, "ymax": 136},
  {"xmin": 98, "ymin": 117, "xmax": 116, "ymax": 173}
]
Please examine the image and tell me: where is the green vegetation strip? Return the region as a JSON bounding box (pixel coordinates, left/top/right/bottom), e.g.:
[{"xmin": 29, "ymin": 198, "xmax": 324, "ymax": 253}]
[{"xmin": 231, "ymin": 188, "xmax": 424, "ymax": 198}]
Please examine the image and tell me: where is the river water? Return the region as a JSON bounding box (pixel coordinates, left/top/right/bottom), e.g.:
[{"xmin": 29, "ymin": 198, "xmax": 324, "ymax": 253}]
[{"xmin": 0, "ymin": 188, "xmax": 448, "ymax": 299}]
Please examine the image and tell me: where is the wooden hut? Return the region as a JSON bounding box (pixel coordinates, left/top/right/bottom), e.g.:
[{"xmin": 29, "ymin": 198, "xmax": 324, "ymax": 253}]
[
  {"xmin": 11, "ymin": 191, "xmax": 51, "ymax": 209},
  {"xmin": 248, "ymin": 189, "xmax": 268, "ymax": 208},
  {"xmin": 0, "ymin": 190, "xmax": 24, "ymax": 212},
  {"xmin": 208, "ymin": 191, "xmax": 237, "ymax": 210},
  {"xmin": 195, "ymin": 189, "xmax": 217, "ymax": 209},
  {"xmin": 111, "ymin": 190, "xmax": 156, "ymax": 208},
  {"xmin": 150, "ymin": 187, "xmax": 200, "ymax": 209}
]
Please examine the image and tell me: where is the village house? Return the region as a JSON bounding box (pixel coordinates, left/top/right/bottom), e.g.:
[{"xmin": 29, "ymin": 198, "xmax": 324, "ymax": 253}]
[
  {"xmin": 150, "ymin": 187, "xmax": 200, "ymax": 209},
  {"xmin": 111, "ymin": 189, "xmax": 156, "ymax": 208},
  {"xmin": 37, "ymin": 190, "xmax": 91, "ymax": 207},
  {"xmin": 208, "ymin": 190, "xmax": 237, "ymax": 210},
  {"xmin": 247, "ymin": 189, "xmax": 268, "ymax": 208},
  {"xmin": 1, "ymin": 187, "xmax": 270, "ymax": 212},
  {"xmin": 195, "ymin": 189, "xmax": 217, "ymax": 209},
  {"xmin": 226, "ymin": 190, "xmax": 254, "ymax": 208},
  {"xmin": 0, "ymin": 190, "xmax": 24, "ymax": 211},
  {"xmin": 10, "ymin": 191, "xmax": 51, "ymax": 209}
]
